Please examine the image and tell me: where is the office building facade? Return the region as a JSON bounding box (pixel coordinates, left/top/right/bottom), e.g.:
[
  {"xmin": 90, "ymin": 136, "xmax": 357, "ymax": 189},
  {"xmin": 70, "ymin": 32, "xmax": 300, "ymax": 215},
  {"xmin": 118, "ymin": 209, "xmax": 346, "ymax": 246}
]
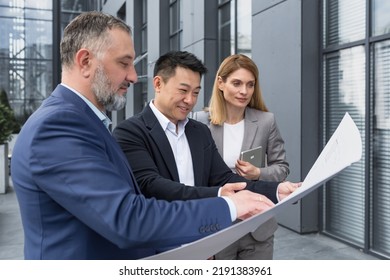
[
  {"xmin": 1, "ymin": 0, "xmax": 388, "ymax": 259},
  {"xmin": 101, "ymin": 0, "xmax": 390, "ymax": 260}
]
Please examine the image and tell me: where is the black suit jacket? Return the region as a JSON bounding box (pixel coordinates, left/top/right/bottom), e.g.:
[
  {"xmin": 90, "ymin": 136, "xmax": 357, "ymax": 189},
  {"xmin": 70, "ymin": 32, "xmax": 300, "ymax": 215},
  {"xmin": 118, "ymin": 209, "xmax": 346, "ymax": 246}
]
[{"xmin": 113, "ymin": 104, "xmax": 279, "ymax": 203}]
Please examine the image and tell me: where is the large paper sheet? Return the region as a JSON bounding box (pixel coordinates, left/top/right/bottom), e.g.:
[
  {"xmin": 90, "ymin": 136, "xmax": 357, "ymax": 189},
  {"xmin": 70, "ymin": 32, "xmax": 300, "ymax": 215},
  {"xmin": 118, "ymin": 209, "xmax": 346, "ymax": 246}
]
[{"xmin": 145, "ymin": 112, "xmax": 362, "ymax": 260}]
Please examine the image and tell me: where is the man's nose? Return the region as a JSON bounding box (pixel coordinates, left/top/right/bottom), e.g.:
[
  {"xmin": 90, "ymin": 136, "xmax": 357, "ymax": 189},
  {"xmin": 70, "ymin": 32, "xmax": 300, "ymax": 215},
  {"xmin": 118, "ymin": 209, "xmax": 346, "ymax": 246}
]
[
  {"xmin": 184, "ymin": 93, "xmax": 196, "ymax": 104},
  {"xmin": 127, "ymin": 66, "xmax": 138, "ymax": 84}
]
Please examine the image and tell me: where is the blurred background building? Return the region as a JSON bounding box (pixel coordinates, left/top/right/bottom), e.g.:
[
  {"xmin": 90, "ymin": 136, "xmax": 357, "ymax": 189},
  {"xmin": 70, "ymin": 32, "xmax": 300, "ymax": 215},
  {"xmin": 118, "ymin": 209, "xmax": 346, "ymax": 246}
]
[{"xmin": 0, "ymin": 0, "xmax": 389, "ymax": 260}]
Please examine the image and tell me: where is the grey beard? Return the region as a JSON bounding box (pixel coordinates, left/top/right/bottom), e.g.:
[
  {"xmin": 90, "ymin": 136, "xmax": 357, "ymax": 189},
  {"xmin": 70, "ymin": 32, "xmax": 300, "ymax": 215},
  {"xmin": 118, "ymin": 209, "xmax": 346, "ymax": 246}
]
[
  {"xmin": 103, "ymin": 94, "xmax": 126, "ymax": 111},
  {"xmin": 92, "ymin": 65, "xmax": 127, "ymax": 111}
]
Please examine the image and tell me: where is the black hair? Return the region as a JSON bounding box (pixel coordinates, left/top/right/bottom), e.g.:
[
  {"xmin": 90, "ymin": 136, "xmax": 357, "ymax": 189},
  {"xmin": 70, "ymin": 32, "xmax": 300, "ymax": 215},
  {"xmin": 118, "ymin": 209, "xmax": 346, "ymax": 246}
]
[{"xmin": 153, "ymin": 51, "xmax": 207, "ymax": 82}]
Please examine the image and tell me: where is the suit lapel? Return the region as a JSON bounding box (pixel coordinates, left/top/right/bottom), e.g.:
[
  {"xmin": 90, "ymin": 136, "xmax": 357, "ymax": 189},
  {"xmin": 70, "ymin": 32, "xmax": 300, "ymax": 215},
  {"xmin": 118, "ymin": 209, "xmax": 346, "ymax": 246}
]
[
  {"xmin": 199, "ymin": 108, "xmax": 258, "ymax": 155},
  {"xmin": 242, "ymin": 107, "xmax": 258, "ymax": 150},
  {"xmin": 210, "ymin": 124, "xmax": 224, "ymax": 154},
  {"xmin": 54, "ymin": 85, "xmax": 142, "ymax": 194},
  {"xmin": 143, "ymin": 106, "xmax": 181, "ymax": 182},
  {"xmin": 109, "ymin": 135, "xmax": 143, "ymax": 194}
]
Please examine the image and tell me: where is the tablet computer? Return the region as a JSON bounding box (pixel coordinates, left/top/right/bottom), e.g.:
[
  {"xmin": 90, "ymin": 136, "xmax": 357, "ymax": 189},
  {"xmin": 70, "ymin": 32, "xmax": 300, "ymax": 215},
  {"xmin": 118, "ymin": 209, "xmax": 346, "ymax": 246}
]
[{"xmin": 240, "ymin": 146, "xmax": 265, "ymax": 168}]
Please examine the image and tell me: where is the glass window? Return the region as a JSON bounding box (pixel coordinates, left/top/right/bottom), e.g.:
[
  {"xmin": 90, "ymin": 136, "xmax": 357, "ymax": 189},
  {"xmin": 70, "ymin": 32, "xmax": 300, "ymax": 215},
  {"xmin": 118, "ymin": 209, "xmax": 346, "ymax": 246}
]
[
  {"xmin": 0, "ymin": 1, "xmax": 53, "ymax": 124},
  {"xmin": 323, "ymin": 0, "xmax": 390, "ymax": 258},
  {"xmin": 140, "ymin": 0, "xmax": 147, "ymax": 53},
  {"xmin": 323, "ymin": 46, "xmax": 366, "ymax": 246},
  {"xmin": 218, "ymin": 0, "xmax": 251, "ymax": 62},
  {"xmin": 169, "ymin": 0, "xmax": 182, "ymax": 51},
  {"xmin": 61, "ymin": 0, "xmax": 102, "ymax": 31},
  {"xmin": 218, "ymin": 0, "xmax": 232, "ymax": 61},
  {"xmin": 61, "ymin": 0, "xmax": 100, "ymax": 12},
  {"xmin": 371, "ymin": 40, "xmax": 390, "ymax": 256},
  {"xmin": 372, "ymin": 0, "xmax": 390, "ymax": 36},
  {"xmin": 237, "ymin": 0, "xmax": 251, "ymax": 57},
  {"xmin": 324, "ymin": 0, "xmax": 365, "ymax": 47},
  {"xmin": 0, "ymin": 0, "xmax": 101, "ymax": 126},
  {"xmin": 25, "ymin": 0, "xmax": 52, "ymax": 9},
  {"xmin": 133, "ymin": 0, "xmax": 148, "ymax": 113}
]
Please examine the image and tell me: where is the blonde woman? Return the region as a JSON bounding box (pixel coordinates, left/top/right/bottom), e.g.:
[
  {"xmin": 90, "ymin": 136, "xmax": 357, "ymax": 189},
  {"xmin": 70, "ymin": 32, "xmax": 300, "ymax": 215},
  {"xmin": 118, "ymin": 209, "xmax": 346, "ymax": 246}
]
[{"xmin": 193, "ymin": 54, "xmax": 289, "ymax": 259}]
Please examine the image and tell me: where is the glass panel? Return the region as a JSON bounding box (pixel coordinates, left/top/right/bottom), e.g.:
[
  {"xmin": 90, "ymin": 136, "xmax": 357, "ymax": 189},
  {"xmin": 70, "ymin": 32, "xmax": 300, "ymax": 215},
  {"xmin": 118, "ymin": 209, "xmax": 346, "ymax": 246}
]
[
  {"xmin": 372, "ymin": 0, "xmax": 390, "ymax": 36},
  {"xmin": 170, "ymin": 1, "xmax": 178, "ymax": 34},
  {"xmin": 219, "ymin": 1, "xmax": 230, "ymax": 23},
  {"xmin": 142, "ymin": 0, "xmax": 147, "ymax": 24},
  {"xmin": 0, "ymin": 6, "xmax": 51, "ymax": 19},
  {"xmin": 61, "ymin": 0, "xmax": 99, "ymax": 12},
  {"xmin": 237, "ymin": 0, "xmax": 251, "ymax": 57},
  {"xmin": 61, "ymin": 0, "xmax": 102, "ymax": 27},
  {"xmin": 169, "ymin": 0, "xmax": 182, "ymax": 50},
  {"xmin": 4, "ymin": 57, "xmax": 52, "ymax": 124},
  {"xmin": 0, "ymin": 0, "xmax": 101, "ymax": 125},
  {"xmin": 170, "ymin": 34, "xmax": 179, "ymax": 51},
  {"xmin": 0, "ymin": 2, "xmax": 52, "ymax": 124},
  {"xmin": 25, "ymin": 19, "xmax": 53, "ymax": 58},
  {"xmin": 141, "ymin": 28, "xmax": 147, "ymax": 53},
  {"xmin": 25, "ymin": 0, "xmax": 52, "ymax": 9},
  {"xmin": 218, "ymin": 1, "xmax": 232, "ymax": 62},
  {"xmin": 324, "ymin": 0, "xmax": 365, "ymax": 47},
  {"xmin": 323, "ymin": 46, "xmax": 366, "ymax": 245},
  {"xmin": 26, "ymin": 9, "xmax": 52, "ymax": 21},
  {"xmin": 371, "ymin": 40, "xmax": 390, "ymax": 256}
]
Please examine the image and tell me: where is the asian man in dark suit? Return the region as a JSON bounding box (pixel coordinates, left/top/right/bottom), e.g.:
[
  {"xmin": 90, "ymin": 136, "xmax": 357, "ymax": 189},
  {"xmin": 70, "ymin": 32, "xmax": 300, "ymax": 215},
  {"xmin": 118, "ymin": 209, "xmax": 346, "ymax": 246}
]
[
  {"xmin": 10, "ymin": 12, "xmax": 276, "ymax": 260},
  {"xmin": 113, "ymin": 51, "xmax": 300, "ymax": 256}
]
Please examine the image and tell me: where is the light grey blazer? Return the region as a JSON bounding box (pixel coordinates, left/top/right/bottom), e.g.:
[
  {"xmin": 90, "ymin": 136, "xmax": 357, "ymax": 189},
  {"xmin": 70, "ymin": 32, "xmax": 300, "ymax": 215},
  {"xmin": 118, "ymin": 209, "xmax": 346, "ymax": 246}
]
[
  {"xmin": 210, "ymin": 107, "xmax": 289, "ymax": 182},
  {"xmin": 192, "ymin": 107, "xmax": 290, "ymax": 241}
]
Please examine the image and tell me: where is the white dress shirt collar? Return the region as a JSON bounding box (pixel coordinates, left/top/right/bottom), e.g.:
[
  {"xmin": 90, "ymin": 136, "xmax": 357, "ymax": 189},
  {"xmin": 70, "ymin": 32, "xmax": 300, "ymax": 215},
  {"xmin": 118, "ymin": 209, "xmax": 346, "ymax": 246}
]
[{"xmin": 60, "ymin": 83, "xmax": 112, "ymax": 130}]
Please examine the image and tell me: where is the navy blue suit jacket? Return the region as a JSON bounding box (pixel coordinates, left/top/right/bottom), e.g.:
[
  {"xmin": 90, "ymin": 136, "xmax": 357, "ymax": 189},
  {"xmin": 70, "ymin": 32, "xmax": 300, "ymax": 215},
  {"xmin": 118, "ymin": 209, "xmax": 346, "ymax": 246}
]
[
  {"xmin": 113, "ymin": 104, "xmax": 279, "ymax": 203},
  {"xmin": 11, "ymin": 85, "xmax": 232, "ymax": 260}
]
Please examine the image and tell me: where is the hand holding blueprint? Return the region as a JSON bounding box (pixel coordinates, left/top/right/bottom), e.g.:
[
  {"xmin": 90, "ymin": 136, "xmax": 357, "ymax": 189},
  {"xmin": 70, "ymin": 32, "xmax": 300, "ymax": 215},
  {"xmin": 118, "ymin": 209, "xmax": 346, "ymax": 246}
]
[{"xmin": 145, "ymin": 112, "xmax": 362, "ymax": 260}]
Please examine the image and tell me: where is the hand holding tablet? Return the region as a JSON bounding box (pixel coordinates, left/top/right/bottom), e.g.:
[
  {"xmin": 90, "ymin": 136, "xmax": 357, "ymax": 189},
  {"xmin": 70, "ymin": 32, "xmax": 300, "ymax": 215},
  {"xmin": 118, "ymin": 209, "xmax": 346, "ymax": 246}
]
[{"xmin": 240, "ymin": 146, "xmax": 265, "ymax": 168}]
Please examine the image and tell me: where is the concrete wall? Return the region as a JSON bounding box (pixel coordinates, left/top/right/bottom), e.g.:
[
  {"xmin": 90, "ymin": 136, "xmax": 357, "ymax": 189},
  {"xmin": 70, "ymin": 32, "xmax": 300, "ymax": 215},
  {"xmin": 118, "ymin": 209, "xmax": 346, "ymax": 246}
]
[{"xmin": 252, "ymin": 0, "xmax": 320, "ymax": 232}]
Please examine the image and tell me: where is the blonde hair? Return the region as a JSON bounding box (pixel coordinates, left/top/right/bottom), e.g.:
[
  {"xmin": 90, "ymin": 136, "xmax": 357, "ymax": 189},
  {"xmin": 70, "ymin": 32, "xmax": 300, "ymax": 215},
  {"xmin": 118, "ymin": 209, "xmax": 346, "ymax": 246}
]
[{"xmin": 208, "ymin": 54, "xmax": 268, "ymax": 125}]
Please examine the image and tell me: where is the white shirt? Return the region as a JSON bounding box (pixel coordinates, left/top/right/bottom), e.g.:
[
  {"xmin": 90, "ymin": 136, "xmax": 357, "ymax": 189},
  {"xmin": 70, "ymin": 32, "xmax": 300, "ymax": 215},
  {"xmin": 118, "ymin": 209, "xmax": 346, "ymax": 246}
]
[
  {"xmin": 149, "ymin": 101, "xmax": 194, "ymax": 186},
  {"xmin": 223, "ymin": 117, "xmax": 281, "ymax": 202},
  {"xmin": 223, "ymin": 120, "xmax": 245, "ymax": 172},
  {"xmin": 149, "ymin": 101, "xmax": 237, "ymax": 221}
]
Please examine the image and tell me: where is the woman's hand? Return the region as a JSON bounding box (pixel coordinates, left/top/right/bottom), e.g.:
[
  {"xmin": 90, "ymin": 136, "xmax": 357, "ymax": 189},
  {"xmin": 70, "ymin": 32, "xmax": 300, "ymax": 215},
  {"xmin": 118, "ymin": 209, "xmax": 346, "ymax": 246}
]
[{"xmin": 235, "ymin": 159, "xmax": 261, "ymax": 180}]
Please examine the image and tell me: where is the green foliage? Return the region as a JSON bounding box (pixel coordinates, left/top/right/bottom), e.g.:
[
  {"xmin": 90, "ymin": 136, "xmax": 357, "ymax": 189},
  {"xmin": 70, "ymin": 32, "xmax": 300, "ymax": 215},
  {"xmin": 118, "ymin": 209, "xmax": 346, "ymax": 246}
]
[
  {"xmin": 0, "ymin": 103, "xmax": 15, "ymax": 144},
  {"xmin": 0, "ymin": 89, "xmax": 20, "ymax": 144}
]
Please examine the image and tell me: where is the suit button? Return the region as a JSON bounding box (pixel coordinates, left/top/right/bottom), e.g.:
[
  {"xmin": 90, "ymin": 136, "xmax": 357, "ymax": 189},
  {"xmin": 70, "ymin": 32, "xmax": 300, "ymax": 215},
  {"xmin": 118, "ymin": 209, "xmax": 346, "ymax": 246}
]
[
  {"xmin": 210, "ymin": 224, "xmax": 217, "ymax": 232},
  {"xmin": 199, "ymin": 226, "xmax": 205, "ymax": 233}
]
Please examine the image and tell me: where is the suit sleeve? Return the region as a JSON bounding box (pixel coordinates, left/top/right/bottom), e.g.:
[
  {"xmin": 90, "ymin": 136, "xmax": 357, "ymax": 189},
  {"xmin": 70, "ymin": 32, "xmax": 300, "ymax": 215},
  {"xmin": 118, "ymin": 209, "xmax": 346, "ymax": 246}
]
[{"xmin": 27, "ymin": 109, "xmax": 232, "ymax": 249}]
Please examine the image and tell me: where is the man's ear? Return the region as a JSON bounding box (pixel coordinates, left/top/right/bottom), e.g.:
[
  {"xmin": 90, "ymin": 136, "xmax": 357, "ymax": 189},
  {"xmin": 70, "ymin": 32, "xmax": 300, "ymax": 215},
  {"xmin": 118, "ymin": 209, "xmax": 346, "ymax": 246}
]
[
  {"xmin": 75, "ymin": 49, "xmax": 93, "ymax": 77},
  {"xmin": 153, "ymin": 76, "xmax": 163, "ymax": 91}
]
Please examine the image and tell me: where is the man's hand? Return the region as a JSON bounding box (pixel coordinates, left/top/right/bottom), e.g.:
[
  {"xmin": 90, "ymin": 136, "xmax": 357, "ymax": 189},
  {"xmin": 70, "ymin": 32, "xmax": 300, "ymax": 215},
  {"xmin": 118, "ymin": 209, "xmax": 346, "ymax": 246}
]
[
  {"xmin": 220, "ymin": 182, "xmax": 247, "ymax": 196},
  {"xmin": 277, "ymin": 181, "xmax": 301, "ymax": 201},
  {"xmin": 228, "ymin": 190, "xmax": 274, "ymax": 220}
]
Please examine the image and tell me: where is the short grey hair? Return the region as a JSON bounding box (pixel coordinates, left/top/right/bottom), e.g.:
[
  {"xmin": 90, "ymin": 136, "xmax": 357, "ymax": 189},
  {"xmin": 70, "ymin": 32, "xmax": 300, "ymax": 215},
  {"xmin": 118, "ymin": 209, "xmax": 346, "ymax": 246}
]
[{"xmin": 60, "ymin": 11, "xmax": 132, "ymax": 70}]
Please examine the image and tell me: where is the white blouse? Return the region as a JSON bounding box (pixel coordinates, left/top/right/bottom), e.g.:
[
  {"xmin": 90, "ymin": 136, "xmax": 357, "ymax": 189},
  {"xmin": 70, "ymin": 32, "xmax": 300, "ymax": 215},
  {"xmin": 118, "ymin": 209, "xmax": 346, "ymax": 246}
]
[{"xmin": 223, "ymin": 120, "xmax": 244, "ymax": 172}]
